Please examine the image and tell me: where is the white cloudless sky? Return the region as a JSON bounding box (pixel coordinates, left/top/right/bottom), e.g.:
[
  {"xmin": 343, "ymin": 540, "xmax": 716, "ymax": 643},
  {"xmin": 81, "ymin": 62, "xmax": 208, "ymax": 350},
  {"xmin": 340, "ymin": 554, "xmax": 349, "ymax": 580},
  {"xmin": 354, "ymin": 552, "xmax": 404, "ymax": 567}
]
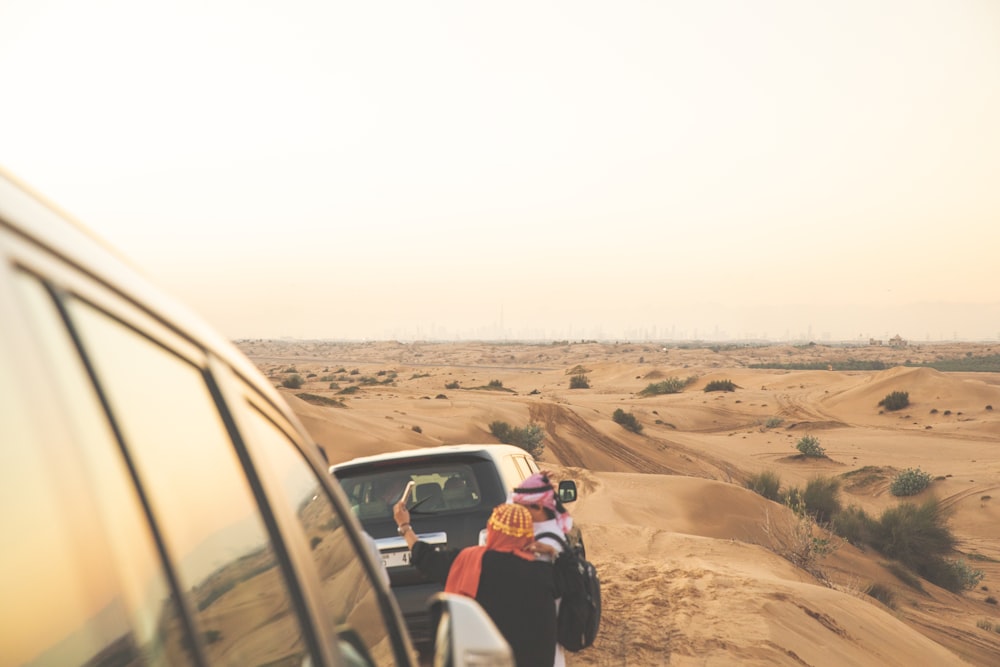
[{"xmin": 3, "ymin": 0, "xmax": 999, "ymax": 341}]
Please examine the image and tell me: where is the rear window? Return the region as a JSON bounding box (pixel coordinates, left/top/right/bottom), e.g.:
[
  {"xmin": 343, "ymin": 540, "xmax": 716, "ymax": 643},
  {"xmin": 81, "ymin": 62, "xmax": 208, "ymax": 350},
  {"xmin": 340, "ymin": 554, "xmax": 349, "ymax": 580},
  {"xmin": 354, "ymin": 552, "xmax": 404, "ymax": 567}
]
[{"xmin": 334, "ymin": 459, "xmax": 503, "ymax": 521}]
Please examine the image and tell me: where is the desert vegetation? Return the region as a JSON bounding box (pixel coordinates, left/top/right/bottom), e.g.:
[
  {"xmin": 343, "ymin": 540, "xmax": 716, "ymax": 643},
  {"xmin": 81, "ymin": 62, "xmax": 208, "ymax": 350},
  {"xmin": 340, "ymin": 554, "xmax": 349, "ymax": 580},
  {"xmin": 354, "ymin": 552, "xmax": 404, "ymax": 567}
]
[
  {"xmin": 704, "ymin": 379, "xmax": 736, "ymax": 392},
  {"xmin": 879, "ymin": 390, "xmax": 910, "ymax": 411},
  {"xmin": 795, "ymin": 435, "xmax": 826, "ymax": 458},
  {"xmin": 488, "ymin": 420, "xmax": 545, "ymax": 457},
  {"xmin": 612, "ymin": 408, "xmax": 643, "ymax": 433}
]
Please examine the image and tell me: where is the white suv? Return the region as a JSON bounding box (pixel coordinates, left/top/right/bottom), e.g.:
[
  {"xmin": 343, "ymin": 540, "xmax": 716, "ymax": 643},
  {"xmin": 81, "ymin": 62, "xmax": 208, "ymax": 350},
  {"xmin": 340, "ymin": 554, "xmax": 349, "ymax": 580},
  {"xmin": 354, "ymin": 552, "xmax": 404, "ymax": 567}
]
[{"xmin": 0, "ymin": 168, "xmax": 511, "ymax": 667}]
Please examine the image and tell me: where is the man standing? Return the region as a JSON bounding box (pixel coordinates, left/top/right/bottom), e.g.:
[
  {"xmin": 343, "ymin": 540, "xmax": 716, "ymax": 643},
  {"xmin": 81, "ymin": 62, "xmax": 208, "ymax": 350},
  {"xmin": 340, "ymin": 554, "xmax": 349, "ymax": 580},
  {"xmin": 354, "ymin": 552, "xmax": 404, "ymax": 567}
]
[{"xmin": 511, "ymin": 471, "xmax": 575, "ymax": 667}]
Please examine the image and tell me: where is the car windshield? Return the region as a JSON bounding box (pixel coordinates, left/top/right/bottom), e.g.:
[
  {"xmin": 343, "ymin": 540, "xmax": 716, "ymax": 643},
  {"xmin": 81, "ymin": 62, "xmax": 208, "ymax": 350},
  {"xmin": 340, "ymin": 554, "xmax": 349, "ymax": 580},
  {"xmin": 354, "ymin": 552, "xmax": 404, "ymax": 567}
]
[{"xmin": 336, "ymin": 462, "xmax": 483, "ymax": 521}]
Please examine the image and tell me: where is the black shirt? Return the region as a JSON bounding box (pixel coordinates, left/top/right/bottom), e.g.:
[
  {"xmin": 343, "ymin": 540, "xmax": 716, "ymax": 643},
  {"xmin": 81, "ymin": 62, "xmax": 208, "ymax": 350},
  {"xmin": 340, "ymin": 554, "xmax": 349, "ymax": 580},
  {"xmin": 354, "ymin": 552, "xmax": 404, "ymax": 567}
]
[{"xmin": 412, "ymin": 541, "xmax": 558, "ymax": 667}]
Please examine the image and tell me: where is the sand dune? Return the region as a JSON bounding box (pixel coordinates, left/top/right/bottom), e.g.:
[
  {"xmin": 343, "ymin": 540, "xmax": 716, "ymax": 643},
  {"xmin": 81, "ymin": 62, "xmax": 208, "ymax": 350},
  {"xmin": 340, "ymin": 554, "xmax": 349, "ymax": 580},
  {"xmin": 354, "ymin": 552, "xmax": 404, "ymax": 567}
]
[{"xmin": 242, "ymin": 340, "xmax": 1000, "ymax": 665}]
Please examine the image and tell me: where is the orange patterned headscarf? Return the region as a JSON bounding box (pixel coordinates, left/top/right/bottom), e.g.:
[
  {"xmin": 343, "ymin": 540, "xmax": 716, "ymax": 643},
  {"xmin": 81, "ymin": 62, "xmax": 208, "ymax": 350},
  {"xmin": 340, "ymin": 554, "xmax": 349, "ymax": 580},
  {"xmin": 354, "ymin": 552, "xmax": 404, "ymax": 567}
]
[{"xmin": 445, "ymin": 504, "xmax": 536, "ymax": 598}]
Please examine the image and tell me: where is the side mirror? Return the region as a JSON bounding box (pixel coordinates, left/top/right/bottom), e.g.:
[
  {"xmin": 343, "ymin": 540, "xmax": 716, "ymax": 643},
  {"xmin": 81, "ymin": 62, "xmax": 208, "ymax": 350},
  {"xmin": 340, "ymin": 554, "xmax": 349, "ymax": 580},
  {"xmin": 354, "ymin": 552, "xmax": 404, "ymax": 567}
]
[
  {"xmin": 428, "ymin": 593, "xmax": 513, "ymax": 667},
  {"xmin": 558, "ymin": 479, "xmax": 578, "ymax": 503}
]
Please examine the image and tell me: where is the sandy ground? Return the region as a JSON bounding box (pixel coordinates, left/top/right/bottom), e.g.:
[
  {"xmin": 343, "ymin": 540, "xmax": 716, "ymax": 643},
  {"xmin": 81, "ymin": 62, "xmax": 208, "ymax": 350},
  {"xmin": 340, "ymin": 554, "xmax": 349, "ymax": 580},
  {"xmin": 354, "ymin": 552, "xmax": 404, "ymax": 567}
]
[{"xmin": 239, "ymin": 339, "xmax": 1000, "ymax": 666}]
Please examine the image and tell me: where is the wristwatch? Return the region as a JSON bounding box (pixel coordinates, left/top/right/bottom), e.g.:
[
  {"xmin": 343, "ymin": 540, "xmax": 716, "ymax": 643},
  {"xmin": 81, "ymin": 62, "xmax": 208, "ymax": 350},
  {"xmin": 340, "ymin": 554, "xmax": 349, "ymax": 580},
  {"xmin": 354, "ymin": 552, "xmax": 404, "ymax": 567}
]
[{"xmin": 397, "ymin": 523, "xmax": 412, "ymax": 536}]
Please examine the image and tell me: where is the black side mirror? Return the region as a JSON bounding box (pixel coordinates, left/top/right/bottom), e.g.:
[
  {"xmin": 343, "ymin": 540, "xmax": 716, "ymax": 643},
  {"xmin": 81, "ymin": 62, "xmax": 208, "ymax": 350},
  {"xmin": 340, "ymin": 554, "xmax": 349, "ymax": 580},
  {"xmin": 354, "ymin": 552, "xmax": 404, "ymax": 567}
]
[{"xmin": 557, "ymin": 480, "xmax": 577, "ymax": 503}]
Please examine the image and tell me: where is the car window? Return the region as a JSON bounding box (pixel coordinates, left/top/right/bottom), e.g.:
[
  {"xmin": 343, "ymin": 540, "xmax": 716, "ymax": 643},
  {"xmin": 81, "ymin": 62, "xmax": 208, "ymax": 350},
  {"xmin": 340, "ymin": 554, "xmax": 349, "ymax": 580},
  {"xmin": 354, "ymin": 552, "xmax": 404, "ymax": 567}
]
[
  {"xmin": 1, "ymin": 271, "xmax": 191, "ymax": 666},
  {"xmin": 238, "ymin": 401, "xmax": 401, "ymax": 666},
  {"xmin": 511, "ymin": 455, "xmax": 535, "ymax": 480},
  {"xmin": 336, "ymin": 463, "xmax": 484, "ymax": 520},
  {"xmin": 65, "ymin": 295, "xmax": 315, "ymax": 666}
]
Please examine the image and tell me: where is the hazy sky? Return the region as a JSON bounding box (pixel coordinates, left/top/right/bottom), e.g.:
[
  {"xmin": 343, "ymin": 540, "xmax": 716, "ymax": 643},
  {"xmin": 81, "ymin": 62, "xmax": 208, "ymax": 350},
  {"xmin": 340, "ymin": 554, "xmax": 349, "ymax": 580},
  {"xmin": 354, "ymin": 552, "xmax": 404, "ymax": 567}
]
[{"xmin": 3, "ymin": 1, "xmax": 999, "ymax": 342}]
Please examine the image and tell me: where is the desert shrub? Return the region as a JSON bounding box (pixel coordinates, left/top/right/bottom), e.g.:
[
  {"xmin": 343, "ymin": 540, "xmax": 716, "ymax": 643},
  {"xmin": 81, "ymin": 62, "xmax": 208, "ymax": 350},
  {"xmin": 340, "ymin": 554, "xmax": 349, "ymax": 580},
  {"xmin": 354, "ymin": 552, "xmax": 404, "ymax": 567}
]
[
  {"xmin": 306, "ymin": 373, "xmax": 317, "ymax": 378},
  {"xmin": 986, "ymin": 596, "xmax": 997, "ymax": 605},
  {"xmin": 890, "ymin": 468, "xmax": 932, "ymax": 496},
  {"xmin": 638, "ymin": 377, "xmax": 686, "ymax": 396},
  {"xmin": 612, "ymin": 408, "xmax": 643, "ymax": 433},
  {"xmin": 349, "ymin": 368, "xmax": 360, "ymax": 375},
  {"xmin": 869, "ymin": 498, "xmax": 958, "ymax": 588},
  {"xmin": 746, "ymin": 470, "xmax": 782, "ymax": 502},
  {"xmin": 295, "ymin": 393, "xmax": 345, "ymax": 408},
  {"xmin": 282, "ymin": 374, "xmax": 305, "ymax": 389},
  {"xmin": 878, "ymin": 391, "xmax": 910, "ymax": 411},
  {"xmin": 488, "ymin": 379, "xmax": 504, "ymax": 388},
  {"xmin": 569, "ymin": 373, "xmax": 590, "ymax": 389},
  {"xmin": 445, "ymin": 381, "xmax": 461, "ymax": 390},
  {"xmin": 948, "ymin": 559, "xmax": 986, "ymax": 591},
  {"xmin": 435, "ymin": 393, "xmax": 447, "ymax": 399},
  {"xmin": 802, "ymin": 476, "xmax": 842, "ymax": 524},
  {"xmin": 764, "ymin": 417, "xmax": 784, "ymax": 429},
  {"xmin": 831, "ymin": 505, "xmax": 876, "ymax": 546},
  {"xmin": 337, "ymin": 385, "xmax": 359, "ymax": 395},
  {"xmin": 865, "ymin": 583, "xmax": 896, "ymax": 609},
  {"xmin": 704, "ymin": 379, "xmax": 736, "ymax": 392},
  {"xmin": 976, "ymin": 619, "xmax": 994, "ymax": 632},
  {"xmin": 411, "ymin": 425, "xmax": 422, "ymax": 433},
  {"xmin": 795, "ymin": 435, "xmax": 825, "ymax": 458},
  {"xmin": 489, "ymin": 420, "xmax": 545, "ymax": 457},
  {"xmin": 781, "ymin": 486, "xmax": 803, "ymax": 509},
  {"xmin": 328, "ymin": 382, "xmax": 340, "ymax": 390}
]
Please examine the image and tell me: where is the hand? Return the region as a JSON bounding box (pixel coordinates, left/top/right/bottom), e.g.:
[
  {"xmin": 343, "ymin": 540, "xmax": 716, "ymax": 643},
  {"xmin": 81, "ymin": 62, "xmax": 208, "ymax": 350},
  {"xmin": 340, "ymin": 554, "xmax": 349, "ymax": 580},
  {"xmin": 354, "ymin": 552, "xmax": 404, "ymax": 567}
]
[
  {"xmin": 527, "ymin": 540, "xmax": 558, "ymax": 558},
  {"xmin": 393, "ymin": 499, "xmax": 411, "ymax": 527}
]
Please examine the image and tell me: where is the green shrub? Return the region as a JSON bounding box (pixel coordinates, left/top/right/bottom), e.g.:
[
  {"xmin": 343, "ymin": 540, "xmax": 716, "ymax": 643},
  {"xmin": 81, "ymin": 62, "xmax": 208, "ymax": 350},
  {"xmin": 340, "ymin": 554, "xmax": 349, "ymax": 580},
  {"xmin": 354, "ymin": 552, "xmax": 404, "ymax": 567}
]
[
  {"xmin": 802, "ymin": 476, "xmax": 842, "ymax": 524},
  {"xmin": 638, "ymin": 377, "xmax": 686, "ymax": 396},
  {"xmin": 569, "ymin": 374, "xmax": 590, "ymax": 389},
  {"xmin": 295, "ymin": 393, "xmax": 345, "ymax": 408},
  {"xmin": 746, "ymin": 470, "xmax": 782, "ymax": 502},
  {"xmin": 704, "ymin": 379, "xmax": 736, "ymax": 392},
  {"xmin": 489, "ymin": 420, "xmax": 545, "ymax": 457},
  {"xmin": 946, "ymin": 558, "xmax": 986, "ymax": 591},
  {"xmin": 445, "ymin": 381, "xmax": 461, "ymax": 390},
  {"xmin": 890, "ymin": 468, "xmax": 932, "ymax": 496},
  {"xmin": 879, "ymin": 391, "xmax": 910, "ymax": 411},
  {"xmin": 869, "ymin": 498, "xmax": 957, "ymax": 587},
  {"xmin": 488, "ymin": 379, "xmax": 504, "ymax": 389},
  {"xmin": 337, "ymin": 385, "xmax": 359, "ymax": 395},
  {"xmin": 612, "ymin": 408, "xmax": 643, "ymax": 433},
  {"xmin": 795, "ymin": 435, "xmax": 825, "ymax": 458},
  {"xmin": 831, "ymin": 505, "xmax": 876, "ymax": 546},
  {"xmin": 764, "ymin": 417, "xmax": 784, "ymax": 429},
  {"xmin": 282, "ymin": 374, "xmax": 305, "ymax": 389}
]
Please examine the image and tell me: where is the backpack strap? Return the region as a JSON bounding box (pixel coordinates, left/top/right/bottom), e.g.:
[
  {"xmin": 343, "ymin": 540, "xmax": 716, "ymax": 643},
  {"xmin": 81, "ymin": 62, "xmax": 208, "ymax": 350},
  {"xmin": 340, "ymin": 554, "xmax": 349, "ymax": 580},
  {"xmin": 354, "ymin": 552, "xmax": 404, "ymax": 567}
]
[{"xmin": 536, "ymin": 531, "xmax": 569, "ymax": 549}]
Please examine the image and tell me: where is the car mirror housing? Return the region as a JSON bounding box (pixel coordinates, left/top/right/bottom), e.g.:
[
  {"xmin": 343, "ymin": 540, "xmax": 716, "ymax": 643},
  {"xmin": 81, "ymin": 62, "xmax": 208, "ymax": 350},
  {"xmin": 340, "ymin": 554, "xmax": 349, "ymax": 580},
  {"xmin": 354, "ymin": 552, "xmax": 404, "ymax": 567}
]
[
  {"xmin": 558, "ymin": 479, "xmax": 578, "ymax": 503},
  {"xmin": 428, "ymin": 593, "xmax": 513, "ymax": 667}
]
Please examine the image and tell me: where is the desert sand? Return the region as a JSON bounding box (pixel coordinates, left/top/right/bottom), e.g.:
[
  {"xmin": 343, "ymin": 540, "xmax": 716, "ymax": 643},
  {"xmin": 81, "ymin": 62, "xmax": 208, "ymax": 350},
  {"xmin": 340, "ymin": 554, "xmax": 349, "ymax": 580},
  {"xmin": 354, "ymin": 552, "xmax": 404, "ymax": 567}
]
[{"xmin": 238, "ymin": 339, "xmax": 1000, "ymax": 666}]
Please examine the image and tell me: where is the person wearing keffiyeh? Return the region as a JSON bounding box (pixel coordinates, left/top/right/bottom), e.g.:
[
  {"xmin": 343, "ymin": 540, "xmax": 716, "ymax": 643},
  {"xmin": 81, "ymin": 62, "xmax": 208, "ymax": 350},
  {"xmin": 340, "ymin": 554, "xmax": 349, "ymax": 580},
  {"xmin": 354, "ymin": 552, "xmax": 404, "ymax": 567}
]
[
  {"xmin": 510, "ymin": 472, "xmax": 577, "ymax": 667},
  {"xmin": 394, "ymin": 501, "xmax": 560, "ymax": 666}
]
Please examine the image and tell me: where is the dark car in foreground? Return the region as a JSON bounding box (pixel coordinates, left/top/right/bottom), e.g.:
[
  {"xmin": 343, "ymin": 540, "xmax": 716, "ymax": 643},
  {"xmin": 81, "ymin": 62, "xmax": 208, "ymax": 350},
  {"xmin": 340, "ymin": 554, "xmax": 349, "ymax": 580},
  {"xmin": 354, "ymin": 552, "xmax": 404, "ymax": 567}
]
[
  {"xmin": 330, "ymin": 444, "xmax": 579, "ymax": 648},
  {"xmin": 0, "ymin": 168, "xmax": 511, "ymax": 667}
]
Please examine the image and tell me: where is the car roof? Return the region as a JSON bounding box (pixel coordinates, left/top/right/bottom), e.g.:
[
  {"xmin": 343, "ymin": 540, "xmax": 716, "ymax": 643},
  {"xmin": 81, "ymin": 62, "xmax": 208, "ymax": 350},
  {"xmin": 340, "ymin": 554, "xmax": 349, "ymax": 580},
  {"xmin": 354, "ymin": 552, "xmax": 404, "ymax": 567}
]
[
  {"xmin": 329, "ymin": 443, "xmax": 530, "ymax": 472},
  {"xmin": 0, "ymin": 167, "xmax": 304, "ymax": 436}
]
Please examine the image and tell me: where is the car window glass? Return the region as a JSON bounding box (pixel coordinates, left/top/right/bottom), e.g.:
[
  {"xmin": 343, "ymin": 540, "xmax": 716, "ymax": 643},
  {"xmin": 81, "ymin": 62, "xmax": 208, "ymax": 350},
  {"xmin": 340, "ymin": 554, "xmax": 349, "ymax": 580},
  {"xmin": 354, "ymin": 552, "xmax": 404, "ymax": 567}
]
[
  {"xmin": 65, "ymin": 296, "xmax": 313, "ymax": 666},
  {"xmin": 337, "ymin": 463, "xmax": 484, "ymax": 520},
  {"xmin": 1, "ymin": 272, "xmax": 190, "ymax": 666},
  {"xmin": 239, "ymin": 403, "xmax": 399, "ymax": 666}
]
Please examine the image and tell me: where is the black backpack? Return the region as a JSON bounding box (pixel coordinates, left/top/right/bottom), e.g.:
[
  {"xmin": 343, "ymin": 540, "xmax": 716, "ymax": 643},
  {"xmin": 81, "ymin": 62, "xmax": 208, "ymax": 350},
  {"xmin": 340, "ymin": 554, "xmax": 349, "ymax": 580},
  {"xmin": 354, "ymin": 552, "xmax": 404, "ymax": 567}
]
[{"xmin": 537, "ymin": 531, "xmax": 601, "ymax": 652}]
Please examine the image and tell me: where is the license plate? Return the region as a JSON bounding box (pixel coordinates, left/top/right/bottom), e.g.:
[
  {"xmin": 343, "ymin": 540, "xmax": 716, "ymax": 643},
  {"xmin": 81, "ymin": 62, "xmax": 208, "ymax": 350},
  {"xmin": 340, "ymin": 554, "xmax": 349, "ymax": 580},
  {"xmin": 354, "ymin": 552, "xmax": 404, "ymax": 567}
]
[{"xmin": 381, "ymin": 550, "xmax": 412, "ymax": 568}]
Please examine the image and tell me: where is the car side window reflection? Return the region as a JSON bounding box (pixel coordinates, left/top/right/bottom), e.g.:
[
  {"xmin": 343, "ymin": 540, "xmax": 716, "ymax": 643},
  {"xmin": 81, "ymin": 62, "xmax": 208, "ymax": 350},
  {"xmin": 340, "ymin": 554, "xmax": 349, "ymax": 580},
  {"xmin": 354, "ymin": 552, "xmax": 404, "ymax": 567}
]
[
  {"xmin": 65, "ymin": 296, "xmax": 313, "ymax": 666},
  {"xmin": 2, "ymin": 272, "xmax": 190, "ymax": 666},
  {"xmin": 239, "ymin": 404, "xmax": 399, "ymax": 666}
]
